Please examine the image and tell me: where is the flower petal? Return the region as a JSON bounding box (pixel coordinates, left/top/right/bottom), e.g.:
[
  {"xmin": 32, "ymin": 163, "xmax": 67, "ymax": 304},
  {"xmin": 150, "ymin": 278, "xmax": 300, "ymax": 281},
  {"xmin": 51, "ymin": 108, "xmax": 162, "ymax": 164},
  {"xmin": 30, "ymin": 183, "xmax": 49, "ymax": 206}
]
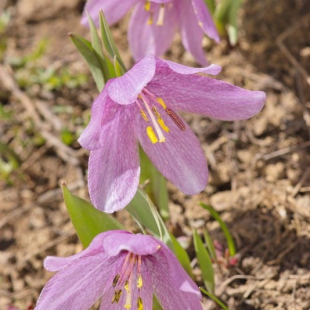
[
  {"xmin": 78, "ymin": 84, "xmax": 112, "ymax": 151},
  {"xmin": 44, "ymin": 231, "xmax": 120, "ymax": 272},
  {"xmin": 149, "ymin": 67, "xmax": 266, "ymax": 120},
  {"xmin": 136, "ymin": 109, "xmax": 208, "ymax": 195},
  {"xmin": 35, "ymin": 253, "xmax": 115, "ymax": 310},
  {"xmin": 176, "ymin": 0, "xmax": 207, "ymax": 65},
  {"xmin": 156, "ymin": 57, "xmax": 221, "ymax": 75},
  {"xmin": 107, "ymin": 55, "xmax": 156, "ymax": 105},
  {"xmin": 88, "ymin": 100, "xmax": 140, "ymax": 213},
  {"xmin": 128, "ymin": 2, "xmax": 177, "ymax": 62},
  {"xmin": 191, "ymin": 0, "xmax": 220, "ymax": 43},
  {"xmin": 103, "ymin": 232, "xmax": 161, "ymax": 257},
  {"xmin": 81, "ymin": 0, "xmax": 139, "ymax": 26},
  {"xmin": 146, "ymin": 250, "xmax": 202, "ymax": 310}
]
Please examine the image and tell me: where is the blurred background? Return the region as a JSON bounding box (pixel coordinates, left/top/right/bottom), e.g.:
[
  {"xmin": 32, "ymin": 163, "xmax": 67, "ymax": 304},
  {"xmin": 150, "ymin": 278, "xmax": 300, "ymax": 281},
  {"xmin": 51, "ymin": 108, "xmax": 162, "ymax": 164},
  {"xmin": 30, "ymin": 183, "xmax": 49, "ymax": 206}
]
[{"xmin": 0, "ymin": 0, "xmax": 310, "ymax": 309}]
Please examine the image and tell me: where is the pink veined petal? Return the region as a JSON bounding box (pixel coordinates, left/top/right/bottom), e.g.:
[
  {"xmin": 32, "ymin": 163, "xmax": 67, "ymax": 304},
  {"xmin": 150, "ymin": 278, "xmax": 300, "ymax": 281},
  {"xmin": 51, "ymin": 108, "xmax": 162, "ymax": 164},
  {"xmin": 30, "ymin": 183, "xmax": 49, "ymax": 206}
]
[
  {"xmin": 128, "ymin": 2, "xmax": 177, "ymax": 62},
  {"xmin": 145, "ymin": 254, "xmax": 202, "ymax": 310},
  {"xmin": 81, "ymin": 0, "xmax": 139, "ymax": 26},
  {"xmin": 78, "ymin": 82, "xmax": 113, "ymax": 151},
  {"xmin": 107, "ymin": 54, "xmax": 156, "ymax": 105},
  {"xmin": 191, "ymin": 0, "xmax": 220, "ymax": 43},
  {"xmin": 176, "ymin": 0, "xmax": 207, "ymax": 65},
  {"xmin": 44, "ymin": 231, "xmax": 121, "ymax": 272},
  {"xmin": 156, "ymin": 57, "xmax": 221, "ymax": 75},
  {"xmin": 149, "ymin": 66, "xmax": 266, "ymax": 120},
  {"xmin": 136, "ymin": 110, "xmax": 208, "ymax": 195},
  {"xmin": 35, "ymin": 253, "xmax": 115, "ymax": 310},
  {"xmin": 88, "ymin": 100, "xmax": 140, "ymax": 213},
  {"xmin": 103, "ymin": 233, "xmax": 162, "ymax": 257}
]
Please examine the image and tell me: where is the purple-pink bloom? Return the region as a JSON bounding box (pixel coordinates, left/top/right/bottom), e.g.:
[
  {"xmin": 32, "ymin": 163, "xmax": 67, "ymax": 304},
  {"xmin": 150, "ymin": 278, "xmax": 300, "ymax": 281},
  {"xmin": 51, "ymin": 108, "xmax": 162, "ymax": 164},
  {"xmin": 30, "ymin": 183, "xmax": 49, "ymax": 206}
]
[
  {"xmin": 78, "ymin": 54, "xmax": 265, "ymax": 213},
  {"xmin": 35, "ymin": 230, "xmax": 202, "ymax": 310},
  {"xmin": 81, "ymin": 0, "xmax": 220, "ymax": 65}
]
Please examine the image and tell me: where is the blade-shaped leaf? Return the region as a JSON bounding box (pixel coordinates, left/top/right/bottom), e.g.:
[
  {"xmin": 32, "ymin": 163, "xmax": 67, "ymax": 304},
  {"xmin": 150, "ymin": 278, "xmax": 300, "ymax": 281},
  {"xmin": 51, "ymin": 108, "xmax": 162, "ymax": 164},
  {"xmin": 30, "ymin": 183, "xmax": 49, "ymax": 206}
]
[
  {"xmin": 139, "ymin": 147, "xmax": 169, "ymax": 220},
  {"xmin": 170, "ymin": 234, "xmax": 193, "ymax": 279},
  {"xmin": 126, "ymin": 188, "xmax": 173, "ymax": 250},
  {"xmin": 69, "ymin": 33, "xmax": 105, "ymax": 91},
  {"xmin": 204, "ymin": 0, "xmax": 216, "ymax": 14},
  {"xmin": 200, "ymin": 288, "xmax": 229, "ymax": 310},
  {"xmin": 203, "ymin": 229, "xmax": 218, "ymax": 265},
  {"xmin": 99, "ymin": 10, "xmax": 126, "ymax": 73},
  {"xmin": 62, "ymin": 183, "xmax": 124, "ymax": 248},
  {"xmin": 193, "ymin": 230, "xmax": 215, "ymax": 293},
  {"xmin": 200, "ymin": 203, "xmax": 236, "ymax": 256},
  {"xmin": 227, "ymin": 0, "xmax": 243, "ymax": 45}
]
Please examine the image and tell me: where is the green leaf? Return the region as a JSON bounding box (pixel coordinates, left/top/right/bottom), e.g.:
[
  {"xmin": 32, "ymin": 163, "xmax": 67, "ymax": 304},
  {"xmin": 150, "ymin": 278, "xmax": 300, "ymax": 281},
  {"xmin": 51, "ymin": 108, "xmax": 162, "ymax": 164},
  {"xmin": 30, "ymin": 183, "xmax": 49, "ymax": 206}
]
[
  {"xmin": 200, "ymin": 288, "xmax": 229, "ymax": 310},
  {"xmin": 204, "ymin": 0, "xmax": 216, "ymax": 14},
  {"xmin": 193, "ymin": 230, "xmax": 215, "ymax": 293},
  {"xmin": 69, "ymin": 33, "xmax": 105, "ymax": 92},
  {"xmin": 62, "ymin": 183, "xmax": 124, "ymax": 247},
  {"xmin": 114, "ymin": 56, "xmax": 123, "ymax": 77},
  {"xmin": 170, "ymin": 234, "xmax": 193, "ymax": 279},
  {"xmin": 126, "ymin": 188, "xmax": 173, "ymax": 250},
  {"xmin": 203, "ymin": 229, "xmax": 218, "ymax": 265},
  {"xmin": 139, "ymin": 147, "xmax": 169, "ymax": 220},
  {"xmin": 227, "ymin": 0, "xmax": 243, "ymax": 45},
  {"xmin": 200, "ymin": 203, "xmax": 236, "ymax": 256},
  {"xmin": 99, "ymin": 10, "xmax": 126, "ymax": 73}
]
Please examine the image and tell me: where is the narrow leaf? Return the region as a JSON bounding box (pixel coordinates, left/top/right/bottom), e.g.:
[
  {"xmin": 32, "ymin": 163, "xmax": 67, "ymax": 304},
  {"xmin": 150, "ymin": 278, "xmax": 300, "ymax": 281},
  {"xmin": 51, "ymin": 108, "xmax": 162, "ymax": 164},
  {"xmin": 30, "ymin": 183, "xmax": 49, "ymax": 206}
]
[
  {"xmin": 170, "ymin": 234, "xmax": 193, "ymax": 279},
  {"xmin": 99, "ymin": 10, "xmax": 126, "ymax": 72},
  {"xmin": 69, "ymin": 33, "xmax": 104, "ymax": 91},
  {"xmin": 203, "ymin": 229, "xmax": 218, "ymax": 264},
  {"xmin": 126, "ymin": 188, "xmax": 173, "ymax": 250},
  {"xmin": 62, "ymin": 183, "xmax": 124, "ymax": 248},
  {"xmin": 204, "ymin": 0, "xmax": 216, "ymax": 14},
  {"xmin": 193, "ymin": 230, "xmax": 215, "ymax": 293},
  {"xmin": 139, "ymin": 147, "xmax": 169, "ymax": 220},
  {"xmin": 200, "ymin": 203, "xmax": 236, "ymax": 256},
  {"xmin": 200, "ymin": 288, "xmax": 229, "ymax": 310},
  {"xmin": 227, "ymin": 0, "xmax": 243, "ymax": 45}
]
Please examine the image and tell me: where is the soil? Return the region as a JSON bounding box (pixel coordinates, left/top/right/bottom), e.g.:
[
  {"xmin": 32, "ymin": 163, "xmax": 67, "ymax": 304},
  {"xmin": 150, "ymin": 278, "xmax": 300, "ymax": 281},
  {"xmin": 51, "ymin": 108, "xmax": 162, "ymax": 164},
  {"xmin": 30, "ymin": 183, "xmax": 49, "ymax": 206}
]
[{"xmin": 1, "ymin": 0, "xmax": 310, "ymax": 309}]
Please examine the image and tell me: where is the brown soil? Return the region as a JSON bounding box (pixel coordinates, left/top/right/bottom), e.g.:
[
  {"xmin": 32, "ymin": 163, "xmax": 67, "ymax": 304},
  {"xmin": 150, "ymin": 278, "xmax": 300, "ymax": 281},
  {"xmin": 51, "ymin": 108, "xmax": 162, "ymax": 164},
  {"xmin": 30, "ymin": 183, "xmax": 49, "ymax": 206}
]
[{"xmin": 0, "ymin": 0, "xmax": 310, "ymax": 309}]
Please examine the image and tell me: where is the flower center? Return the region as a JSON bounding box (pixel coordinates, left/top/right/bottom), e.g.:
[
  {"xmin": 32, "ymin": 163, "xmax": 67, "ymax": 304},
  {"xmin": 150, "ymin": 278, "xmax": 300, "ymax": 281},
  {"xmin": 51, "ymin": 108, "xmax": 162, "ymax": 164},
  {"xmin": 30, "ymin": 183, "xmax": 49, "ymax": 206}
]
[
  {"xmin": 144, "ymin": 1, "xmax": 166, "ymax": 26},
  {"xmin": 111, "ymin": 253, "xmax": 144, "ymax": 309},
  {"xmin": 137, "ymin": 88, "xmax": 186, "ymax": 144}
]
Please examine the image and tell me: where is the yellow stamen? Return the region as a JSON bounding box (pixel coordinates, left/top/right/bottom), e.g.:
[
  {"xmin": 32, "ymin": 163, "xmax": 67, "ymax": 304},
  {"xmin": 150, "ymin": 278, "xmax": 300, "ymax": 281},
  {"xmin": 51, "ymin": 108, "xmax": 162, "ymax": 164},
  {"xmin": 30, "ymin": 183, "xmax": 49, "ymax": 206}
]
[
  {"xmin": 147, "ymin": 13, "xmax": 153, "ymax": 25},
  {"xmin": 112, "ymin": 290, "xmax": 122, "ymax": 304},
  {"xmin": 125, "ymin": 280, "xmax": 130, "ymax": 293},
  {"xmin": 157, "ymin": 118, "xmax": 170, "ymax": 132},
  {"xmin": 124, "ymin": 277, "xmax": 132, "ymax": 309},
  {"xmin": 137, "ymin": 275, "xmax": 143, "ymax": 288},
  {"xmin": 144, "ymin": 1, "xmax": 151, "ymax": 11},
  {"xmin": 113, "ymin": 275, "xmax": 120, "ymax": 287},
  {"xmin": 146, "ymin": 126, "xmax": 158, "ymax": 144},
  {"xmin": 140, "ymin": 109, "xmax": 149, "ymax": 122},
  {"xmin": 137, "ymin": 297, "xmax": 144, "ymax": 310},
  {"xmin": 156, "ymin": 4, "xmax": 165, "ymax": 26},
  {"xmin": 157, "ymin": 97, "xmax": 167, "ymax": 109}
]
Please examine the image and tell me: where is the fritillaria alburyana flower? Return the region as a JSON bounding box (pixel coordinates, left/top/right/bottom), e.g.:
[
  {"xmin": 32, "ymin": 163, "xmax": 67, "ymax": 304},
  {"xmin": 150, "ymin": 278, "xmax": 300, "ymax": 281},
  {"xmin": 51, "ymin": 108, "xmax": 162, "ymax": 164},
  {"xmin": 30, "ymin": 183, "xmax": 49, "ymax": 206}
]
[
  {"xmin": 78, "ymin": 54, "xmax": 265, "ymax": 213},
  {"xmin": 35, "ymin": 230, "xmax": 202, "ymax": 310},
  {"xmin": 81, "ymin": 0, "xmax": 220, "ymax": 65}
]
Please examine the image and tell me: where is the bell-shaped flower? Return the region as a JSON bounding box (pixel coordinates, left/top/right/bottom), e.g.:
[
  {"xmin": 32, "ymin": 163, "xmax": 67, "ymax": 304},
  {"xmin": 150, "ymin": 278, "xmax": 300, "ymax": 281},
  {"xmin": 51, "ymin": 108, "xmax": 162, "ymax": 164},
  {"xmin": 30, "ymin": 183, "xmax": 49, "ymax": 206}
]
[
  {"xmin": 79, "ymin": 54, "xmax": 265, "ymax": 213},
  {"xmin": 35, "ymin": 230, "xmax": 202, "ymax": 310},
  {"xmin": 81, "ymin": 0, "xmax": 220, "ymax": 65}
]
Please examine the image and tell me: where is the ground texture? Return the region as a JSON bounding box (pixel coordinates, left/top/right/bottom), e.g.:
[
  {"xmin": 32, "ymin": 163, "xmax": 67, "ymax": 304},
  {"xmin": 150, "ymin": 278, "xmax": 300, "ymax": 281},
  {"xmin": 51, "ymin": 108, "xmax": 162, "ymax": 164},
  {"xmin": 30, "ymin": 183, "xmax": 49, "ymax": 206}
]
[{"xmin": 0, "ymin": 0, "xmax": 310, "ymax": 309}]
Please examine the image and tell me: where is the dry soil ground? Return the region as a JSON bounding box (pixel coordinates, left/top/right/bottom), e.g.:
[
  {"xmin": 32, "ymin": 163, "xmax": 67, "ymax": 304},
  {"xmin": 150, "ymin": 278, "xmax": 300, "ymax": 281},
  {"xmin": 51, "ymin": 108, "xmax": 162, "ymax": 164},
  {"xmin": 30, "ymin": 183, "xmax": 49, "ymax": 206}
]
[{"xmin": 0, "ymin": 0, "xmax": 310, "ymax": 309}]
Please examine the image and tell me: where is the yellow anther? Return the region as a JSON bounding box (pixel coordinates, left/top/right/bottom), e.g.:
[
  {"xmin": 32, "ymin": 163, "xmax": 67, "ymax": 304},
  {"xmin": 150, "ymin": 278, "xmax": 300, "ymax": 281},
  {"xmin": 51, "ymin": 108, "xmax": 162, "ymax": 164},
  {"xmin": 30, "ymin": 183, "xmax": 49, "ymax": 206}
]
[
  {"xmin": 146, "ymin": 126, "xmax": 158, "ymax": 144},
  {"xmin": 124, "ymin": 304, "xmax": 132, "ymax": 309},
  {"xmin": 137, "ymin": 275, "xmax": 143, "ymax": 289},
  {"xmin": 140, "ymin": 109, "xmax": 149, "ymax": 122},
  {"xmin": 144, "ymin": 1, "xmax": 151, "ymax": 11},
  {"xmin": 112, "ymin": 290, "xmax": 122, "ymax": 304},
  {"xmin": 157, "ymin": 118, "xmax": 170, "ymax": 133},
  {"xmin": 137, "ymin": 297, "xmax": 144, "ymax": 310},
  {"xmin": 113, "ymin": 275, "xmax": 120, "ymax": 287},
  {"xmin": 147, "ymin": 13, "xmax": 153, "ymax": 25},
  {"xmin": 125, "ymin": 280, "xmax": 130, "ymax": 293},
  {"xmin": 156, "ymin": 4, "xmax": 165, "ymax": 26},
  {"xmin": 157, "ymin": 97, "xmax": 167, "ymax": 109}
]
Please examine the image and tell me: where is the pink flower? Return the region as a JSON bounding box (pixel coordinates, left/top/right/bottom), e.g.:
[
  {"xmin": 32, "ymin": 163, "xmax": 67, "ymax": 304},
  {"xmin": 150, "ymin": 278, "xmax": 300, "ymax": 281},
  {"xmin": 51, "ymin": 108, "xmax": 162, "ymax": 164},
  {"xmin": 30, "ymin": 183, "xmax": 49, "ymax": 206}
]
[
  {"xmin": 35, "ymin": 231, "xmax": 202, "ymax": 310},
  {"xmin": 79, "ymin": 54, "xmax": 265, "ymax": 213},
  {"xmin": 81, "ymin": 0, "xmax": 220, "ymax": 65}
]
